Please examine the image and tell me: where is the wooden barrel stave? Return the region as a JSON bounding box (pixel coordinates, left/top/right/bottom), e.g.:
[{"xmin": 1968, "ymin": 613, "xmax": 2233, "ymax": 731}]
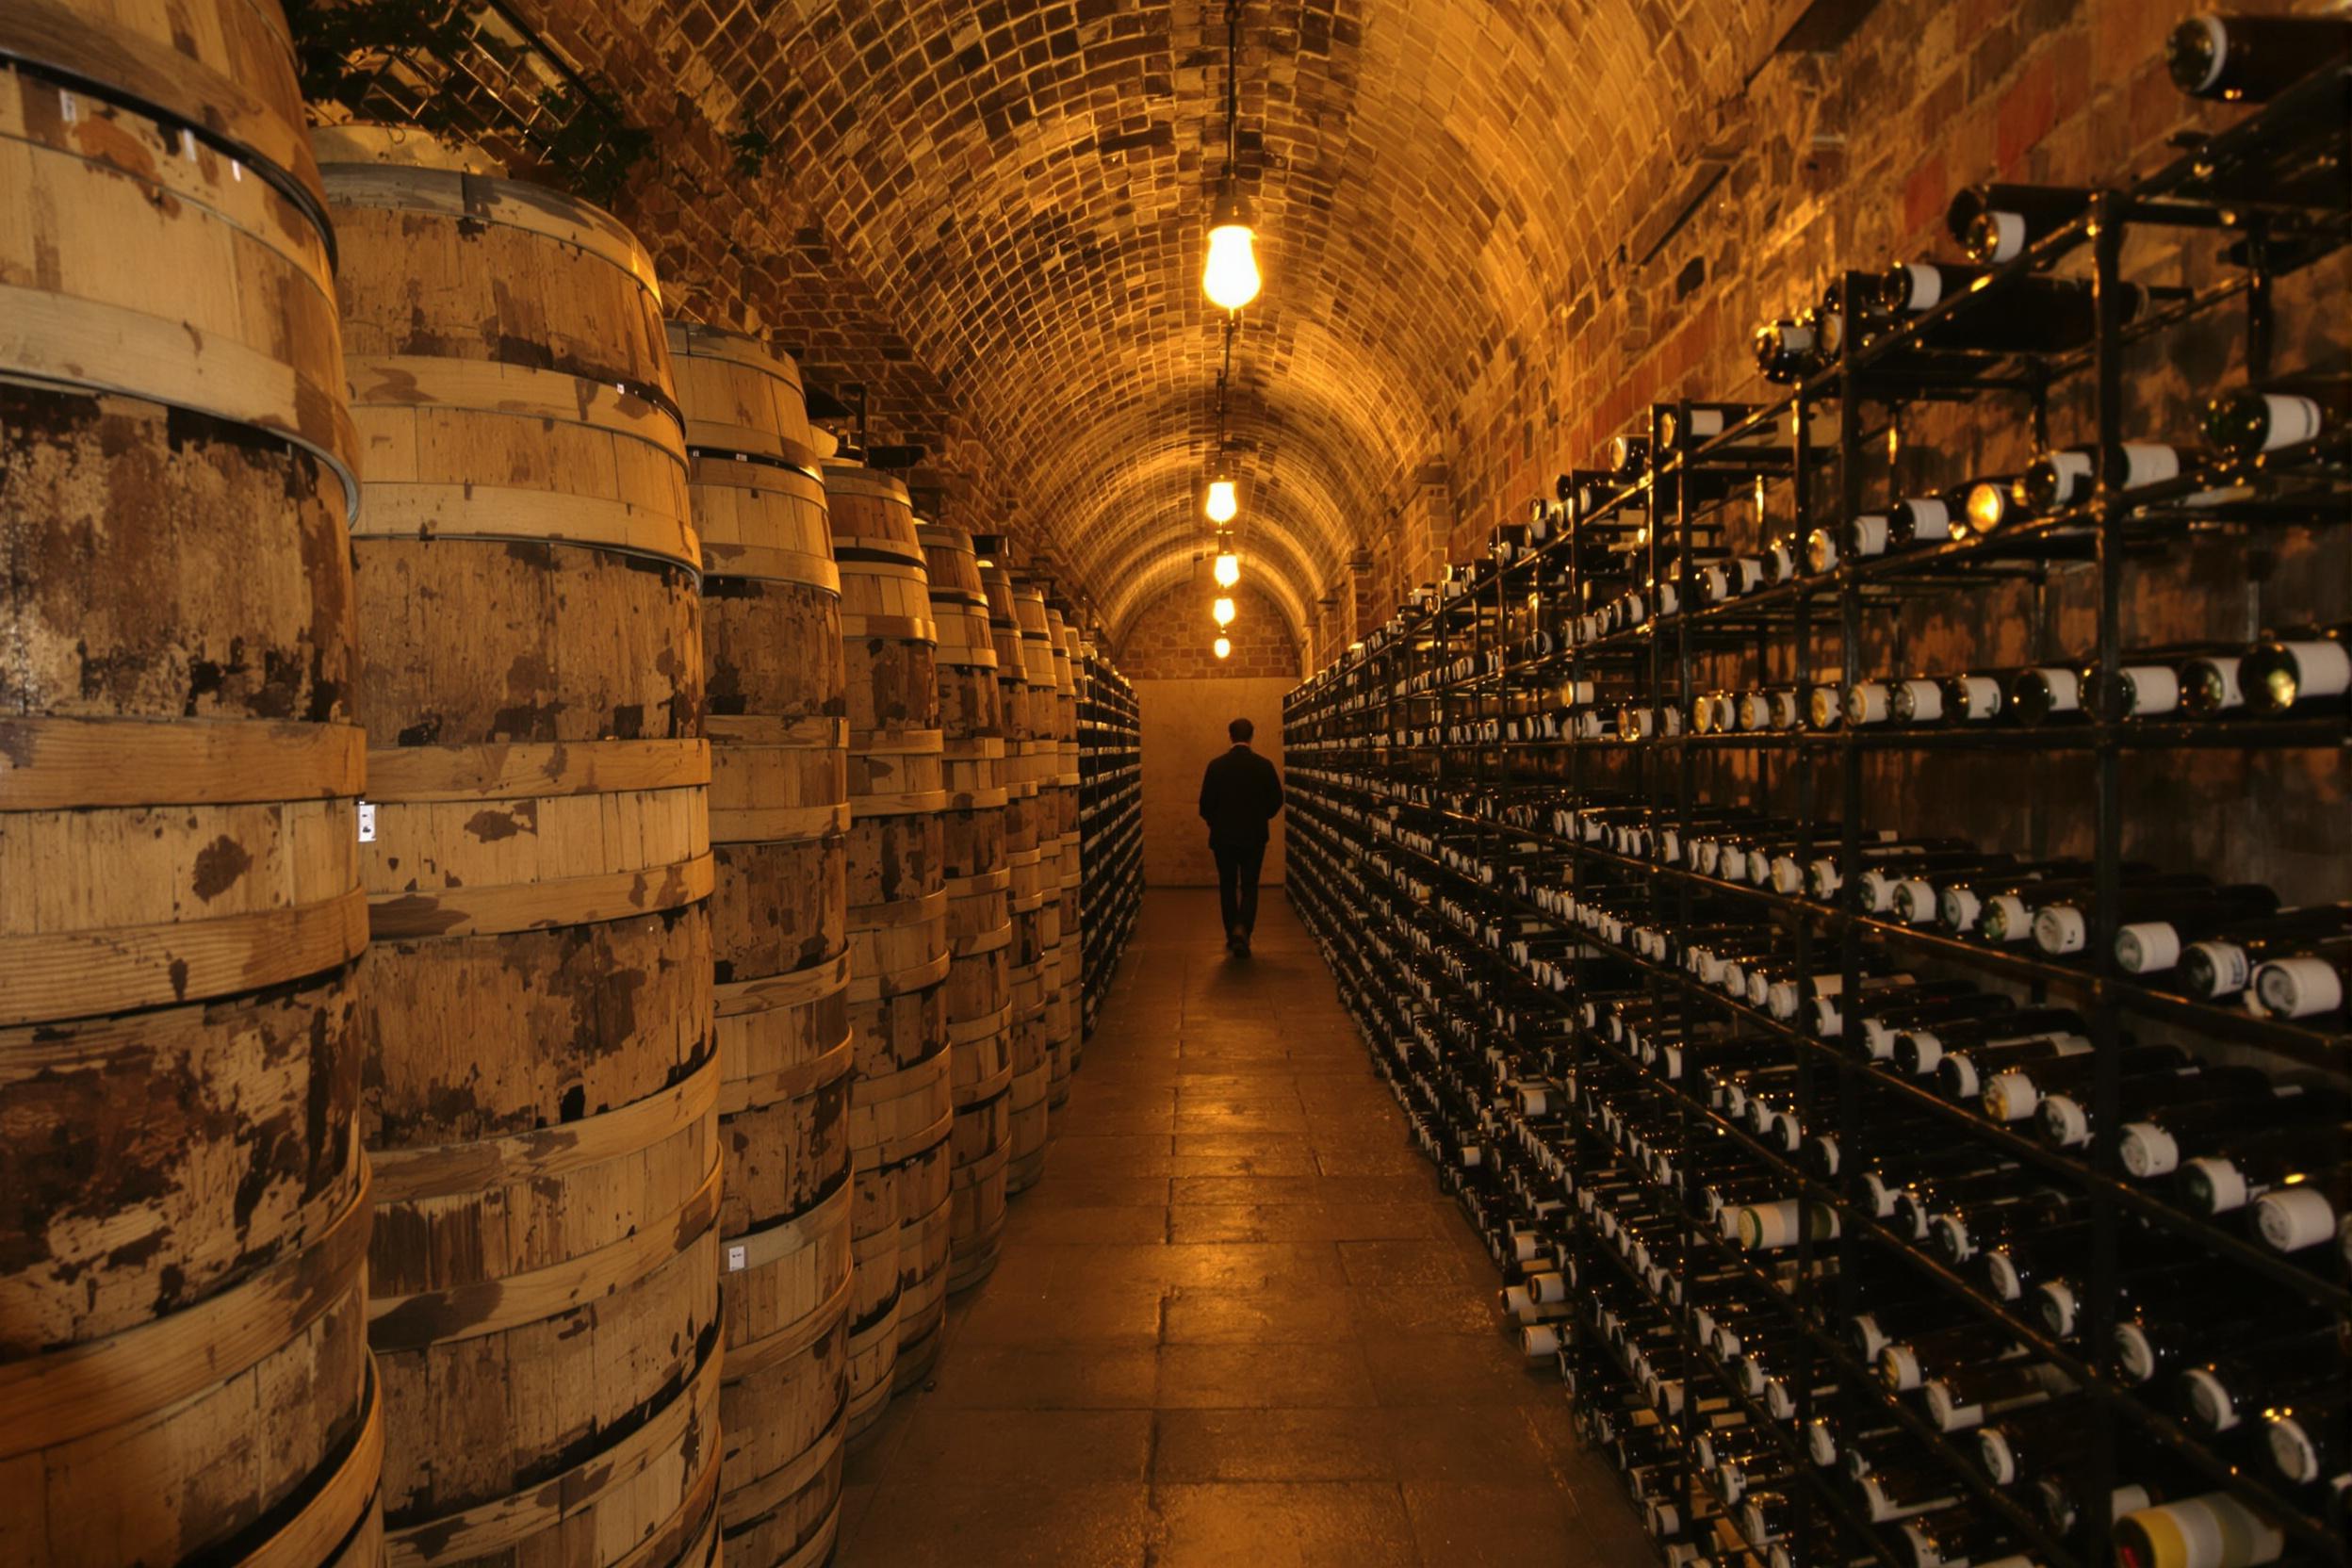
[
  {"xmin": 328, "ymin": 151, "xmax": 716, "ymax": 1565},
  {"xmin": 662, "ymin": 320, "xmax": 854, "ymax": 1568},
  {"xmin": 0, "ymin": 4, "xmax": 376, "ymax": 1558}
]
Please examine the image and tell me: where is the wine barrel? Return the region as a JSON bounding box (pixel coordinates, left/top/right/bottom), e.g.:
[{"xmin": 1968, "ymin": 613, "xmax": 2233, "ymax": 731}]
[
  {"xmin": 1049, "ymin": 612, "xmax": 1086, "ymax": 1084},
  {"xmin": 0, "ymin": 3, "xmax": 380, "ymax": 1561},
  {"xmin": 825, "ymin": 462, "xmax": 951, "ymax": 1422},
  {"xmin": 1017, "ymin": 590, "xmax": 1073, "ymax": 1112},
  {"xmin": 919, "ymin": 525, "xmax": 1013, "ymax": 1291},
  {"xmin": 324, "ymin": 142, "xmax": 723, "ymax": 1566},
  {"xmin": 668, "ymin": 323, "xmax": 853, "ymax": 1568},
  {"xmin": 987, "ymin": 564, "xmax": 1054, "ymax": 1193}
]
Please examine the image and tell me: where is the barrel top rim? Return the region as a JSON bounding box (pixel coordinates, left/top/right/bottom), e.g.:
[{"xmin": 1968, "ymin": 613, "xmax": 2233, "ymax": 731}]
[
  {"xmin": 318, "ymin": 157, "xmax": 663, "ymax": 302},
  {"xmin": 664, "ymin": 319, "xmax": 805, "ymax": 386}
]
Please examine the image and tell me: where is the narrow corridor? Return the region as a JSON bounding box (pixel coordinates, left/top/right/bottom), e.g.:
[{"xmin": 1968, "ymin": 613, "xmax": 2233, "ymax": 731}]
[{"xmin": 832, "ymin": 889, "xmax": 1649, "ymax": 1566}]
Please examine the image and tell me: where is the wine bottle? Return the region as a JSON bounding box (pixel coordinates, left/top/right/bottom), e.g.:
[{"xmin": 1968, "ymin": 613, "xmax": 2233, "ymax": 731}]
[
  {"xmin": 2167, "ymin": 13, "xmax": 2352, "ymax": 102},
  {"xmin": 1854, "ymin": 1455, "xmax": 1965, "ymax": 1523},
  {"xmin": 1931, "ymin": 1185, "xmax": 2084, "ymax": 1263},
  {"xmin": 2251, "ymin": 1163, "xmax": 2348, "ymax": 1251},
  {"xmin": 1962, "ymin": 475, "xmax": 2030, "ymax": 534},
  {"xmin": 2177, "ymin": 1119, "xmax": 2352, "ymax": 1216},
  {"xmin": 2113, "ymin": 1491, "xmax": 2285, "ymax": 1568},
  {"xmin": 2127, "ymin": 901, "xmax": 2352, "ymax": 983},
  {"xmin": 1975, "ymin": 1399, "xmax": 2090, "ymax": 1486},
  {"xmin": 1879, "ymin": 1321, "xmax": 2025, "ymax": 1393},
  {"xmin": 1607, "ymin": 429, "xmax": 1652, "ymax": 480},
  {"xmin": 2204, "ymin": 376, "xmax": 2352, "ymax": 456},
  {"xmin": 2238, "ymin": 621, "xmax": 2352, "ymax": 714},
  {"xmin": 2114, "ymin": 1289, "xmax": 2321, "ymax": 1389},
  {"xmin": 1893, "ymin": 1005, "xmax": 2089, "ymax": 1077},
  {"xmin": 1947, "ymin": 184, "xmax": 2097, "ymax": 264},
  {"xmin": 2020, "ymin": 441, "xmax": 2200, "ymax": 513},
  {"xmin": 1889, "ymin": 487, "xmax": 1973, "ymax": 547},
  {"xmin": 2035, "ymin": 880, "xmax": 2278, "ymax": 958},
  {"xmin": 1922, "ymin": 1359, "xmax": 2058, "ymax": 1433},
  {"xmin": 1932, "ymin": 1032, "xmax": 2104, "ymax": 1104},
  {"xmin": 2036, "ymin": 1065, "xmax": 2278, "ymax": 1151},
  {"xmin": 1979, "ymin": 1044, "xmax": 2195, "ymax": 1125},
  {"xmin": 1879, "ymin": 264, "xmax": 2161, "ymax": 353},
  {"xmin": 2008, "ymin": 662, "xmax": 2093, "ymax": 726},
  {"xmin": 1980, "ymin": 870, "xmax": 2208, "ymax": 946},
  {"xmin": 2180, "ymin": 650, "xmax": 2247, "ymax": 716},
  {"xmin": 2263, "ymin": 1384, "xmax": 2347, "ymax": 1487},
  {"xmin": 2251, "ymin": 935, "xmax": 2352, "ymax": 1018},
  {"xmin": 2179, "ymin": 1330, "xmax": 2349, "ymax": 1434},
  {"xmin": 1897, "ymin": 1504, "xmax": 2022, "ymax": 1568},
  {"xmin": 1854, "ymin": 989, "xmax": 2015, "ymax": 1063},
  {"xmin": 2117, "ymin": 1084, "xmax": 2348, "ymax": 1179}
]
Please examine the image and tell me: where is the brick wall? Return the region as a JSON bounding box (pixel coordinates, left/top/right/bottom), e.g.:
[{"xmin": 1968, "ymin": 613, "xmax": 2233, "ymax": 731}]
[
  {"xmin": 1119, "ymin": 580, "xmax": 1300, "ymax": 682},
  {"xmin": 363, "ymin": 0, "xmax": 2334, "ymax": 661},
  {"xmin": 1426, "ymin": 0, "xmax": 2340, "ymax": 589}
]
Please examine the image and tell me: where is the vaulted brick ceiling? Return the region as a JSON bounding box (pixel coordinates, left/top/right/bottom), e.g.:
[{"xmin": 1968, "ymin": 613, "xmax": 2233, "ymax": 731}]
[{"xmin": 645, "ymin": 0, "xmax": 1777, "ymax": 640}]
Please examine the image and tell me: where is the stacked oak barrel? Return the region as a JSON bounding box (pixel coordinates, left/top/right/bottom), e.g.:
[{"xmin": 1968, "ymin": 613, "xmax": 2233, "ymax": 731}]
[
  {"xmin": 919, "ymin": 524, "xmax": 1016, "ymax": 1290},
  {"xmin": 0, "ymin": 4, "xmax": 383, "ymax": 1561},
  {"xmin": 1022, "ymin": 591, "xmax": 1078, "ymax": 1112},
  {"xmin": 825, "ymin": 462, "xmax": 956, "ymax": 1415},
  {"xmin": 324, "ymin": 131, "xmax": 724, "ymax": 1565},
  {"xmin": 669, "ymin": 325, "xmax": 854, "ymax": 1568},
  {"xmin": 1051, "ymin": 614, "xmax": 1088, "ymax": 1083},
  {"xmin": 1005, "ymin": 577, "xmax": 1067, "ymax": 1187},
  {"xmin": 986, "ymin": 560, "xmax": 1055, "ymax": 1192}
]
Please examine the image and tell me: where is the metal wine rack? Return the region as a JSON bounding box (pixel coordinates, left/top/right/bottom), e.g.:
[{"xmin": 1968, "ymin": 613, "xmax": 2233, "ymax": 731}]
[{"xmin": 1284, "ymin": 60, "xmax": 2350, "ymax": 1568}]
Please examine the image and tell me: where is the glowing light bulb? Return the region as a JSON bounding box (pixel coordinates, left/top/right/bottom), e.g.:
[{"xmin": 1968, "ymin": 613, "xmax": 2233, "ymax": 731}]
[
  {"xmin": 1212, "ymin": 596, "xmax": 1236, "ymax": 628},
  {"xmin": 1202, "ymin": 192, "xmax": 1261, "ymax": 311},
  {"xmin": 1213, "ymin": 636, "xmax": 1233, "ymax": 660},
  {"xmin": 1204, "ymin": 478, "xmax": 1238, "ymax": 523},
  {"xmin": 1213, "ymin": 549, "xmax": 1241, "ymax": 588}
]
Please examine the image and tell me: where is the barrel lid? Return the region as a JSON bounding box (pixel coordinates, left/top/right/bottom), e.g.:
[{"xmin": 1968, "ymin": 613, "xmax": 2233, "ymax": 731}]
[
  {"xmin": 310, "ymin": 121, "xmax": 504, "ymax": 175},
  {"xmin": 822, "ymin": 461, "xmax": 914, "ymax": 506},
  {"xmin": 664, "ymin": 319, "xmax": 803, "ymax": 391}
]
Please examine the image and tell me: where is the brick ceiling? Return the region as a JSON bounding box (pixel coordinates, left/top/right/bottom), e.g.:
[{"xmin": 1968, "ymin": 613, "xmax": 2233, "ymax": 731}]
[{"xmin": 578, "ymin": 0, "xmax": 1778, "ymax": 640}]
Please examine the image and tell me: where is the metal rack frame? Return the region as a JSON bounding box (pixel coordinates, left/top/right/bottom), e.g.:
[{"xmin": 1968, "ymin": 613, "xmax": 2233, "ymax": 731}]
[{"xmin": 1282, "ymin": 62, "xmax": 2349, "ymax": 1568}]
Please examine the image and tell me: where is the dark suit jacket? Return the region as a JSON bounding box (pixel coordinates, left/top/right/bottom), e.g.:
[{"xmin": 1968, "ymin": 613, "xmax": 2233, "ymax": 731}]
[{"xmin": 1199, "ymin": 744, "xmax": 1283, "ymax": 847}]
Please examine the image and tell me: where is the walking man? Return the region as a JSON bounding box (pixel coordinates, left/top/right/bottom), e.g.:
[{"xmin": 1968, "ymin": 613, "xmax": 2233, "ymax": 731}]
[{"xmin": 1198, "ymin": 716, "xmax": 1283, "ymax": 955}]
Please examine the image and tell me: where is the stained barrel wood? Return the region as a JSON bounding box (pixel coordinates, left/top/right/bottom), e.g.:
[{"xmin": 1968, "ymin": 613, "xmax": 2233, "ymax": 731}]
[
  {"xmin": 991, "ymin": 567, "xmax": 1054, "ymax": 1192},
  {"xmin": 919, "ymin": 526, "xmax": 1012, "ymax": 1288},
  {"xmin": 324, "ymin": 147, "xmax": 721, "ymax": 1567},
  {"xmin": 0, "ymin": 3, "xmax": 379, "ymax": 1560},
  {"xmin": 1024, "ymin": 596, "xmax": 1075, "ymax": 1111},
  {"xmin": 669, "ymin": 323, "xmax": 854, "ymax": 1568},
  {"xmin": 1047, "ymin": 612, "xmax": 1085, "ymax": 1090},
  {"xmin": 825, "ymin": 462, "xmax": 950, "ymax": 1423}
]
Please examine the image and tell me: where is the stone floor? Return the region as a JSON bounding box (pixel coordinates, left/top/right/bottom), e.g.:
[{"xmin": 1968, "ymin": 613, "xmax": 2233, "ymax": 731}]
[{"xmin": 833, "ymin": 888, "xmax": 1650, "ymax": 1567}]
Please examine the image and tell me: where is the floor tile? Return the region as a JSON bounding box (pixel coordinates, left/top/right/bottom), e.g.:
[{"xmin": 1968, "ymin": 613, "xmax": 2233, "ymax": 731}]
[{"xmin": 829, "ymin": 890, "xmax": 1640, "ymax": 1566}]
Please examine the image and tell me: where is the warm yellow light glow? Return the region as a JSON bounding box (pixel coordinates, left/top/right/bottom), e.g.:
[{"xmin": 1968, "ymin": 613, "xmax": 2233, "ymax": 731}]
[
  {"xmin": 1213, "ymin": 549, "xmax": 1241, "ymax": 588},
  {"xmin": 1203, "ymin": 221, "xmax": 1261, "ymax": 311},
  {"xmin": 1212, "ymin": 596, "xmax": 1236, "ymax": 628},
  {"xmin": 1213, "ymin": 636, "xmax": 1233, "ymax": 660},
  {"xmin": 1205, "ymin": 478, "xmax": 1239, "ymax": 523}
]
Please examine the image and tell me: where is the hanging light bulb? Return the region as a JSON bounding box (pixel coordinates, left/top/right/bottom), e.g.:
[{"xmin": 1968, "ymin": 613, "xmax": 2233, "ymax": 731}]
[
  {"xmin": 1204, "ymin": 476, "xmax": 1239, "ymax": 523},
  {"xmin": 1212, "ymin": 596, "xmax": 1236, "ymax": 628},
  {"xmin": 1202, "ymin": 189, "xmax": 1261, "ymax": 311},
  {"xmin": 1213, "ymin": 635, "xmax": 1233, "ymax": 660},
  {"xmin": 1213, "ymin": 547, "xmax": 1241, "ymax": 588}
]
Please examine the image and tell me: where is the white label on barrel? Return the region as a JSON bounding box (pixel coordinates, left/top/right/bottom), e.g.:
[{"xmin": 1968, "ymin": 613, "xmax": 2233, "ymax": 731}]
[
  {"xmin": 727, "ymin": 1244, "xmax": 748, "ymax": 1272},
  {"xmin": 357, "ymin": 801, "xmax": 377, "ymax": 843}
]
